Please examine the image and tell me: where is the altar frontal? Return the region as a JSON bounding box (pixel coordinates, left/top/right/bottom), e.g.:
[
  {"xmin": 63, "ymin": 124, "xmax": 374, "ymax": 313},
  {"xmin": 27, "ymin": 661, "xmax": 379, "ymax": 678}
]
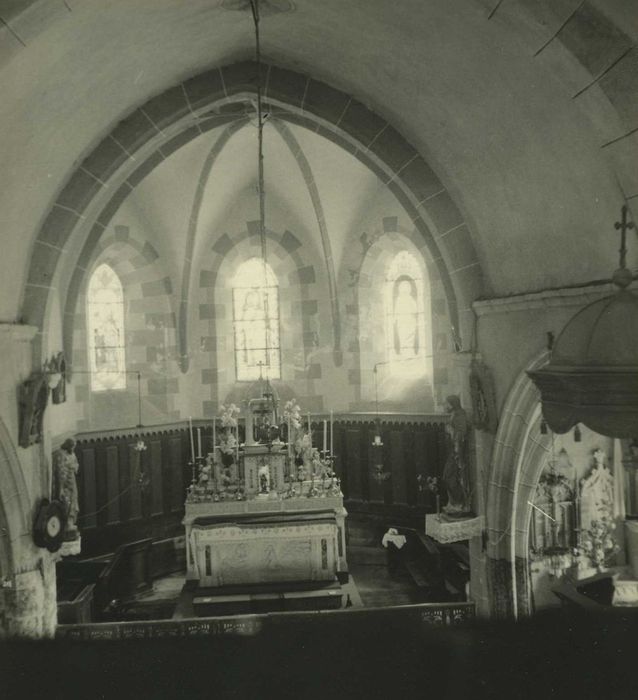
[{"xmin": 191, "ymin": 515, "xmax": 339, "ymax": 587}]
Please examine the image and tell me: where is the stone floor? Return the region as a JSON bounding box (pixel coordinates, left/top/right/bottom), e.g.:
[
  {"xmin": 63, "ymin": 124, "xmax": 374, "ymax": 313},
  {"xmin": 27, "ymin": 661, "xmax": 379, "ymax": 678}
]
[{"xmin": 347, "ymin": 545, "xmax": 422, "ymax": 608}]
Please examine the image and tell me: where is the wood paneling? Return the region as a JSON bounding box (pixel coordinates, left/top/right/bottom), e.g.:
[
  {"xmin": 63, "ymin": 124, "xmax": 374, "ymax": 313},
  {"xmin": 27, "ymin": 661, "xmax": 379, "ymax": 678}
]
[
  {"xmin": 128, "ymin": 447, "xmax": 142, "ymax": 521},
  {"xmin": 76, "ymin": 426, "xmax": 197, "ymax": 556},
  {"xmin": 168, "ymin": 436, "xmax": 184, "ymax": 513},
  {"xmin": 75, "ymin": 419, "xmax": 447, "ymax": 557},
  {"xmin": 105, "ymin": 445, "xmax": 120, "ymax": 525},
  {"xmin": 148, "ymin": 439, "xmax": 163, "ymax": 517},
  {"xmin": 79, "ymin": 448, "xmax": 97, "ymax": 529}
]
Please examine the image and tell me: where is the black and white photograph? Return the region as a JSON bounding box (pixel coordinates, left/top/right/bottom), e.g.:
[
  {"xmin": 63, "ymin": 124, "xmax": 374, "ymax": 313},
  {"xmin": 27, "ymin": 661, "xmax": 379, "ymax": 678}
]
[{"xmin": 0, "ymin": 1, "xmax": 637, "ymax": 697}]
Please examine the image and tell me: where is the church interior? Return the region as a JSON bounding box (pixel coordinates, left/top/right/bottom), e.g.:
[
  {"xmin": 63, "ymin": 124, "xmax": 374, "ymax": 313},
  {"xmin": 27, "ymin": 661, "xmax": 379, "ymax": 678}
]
[{"xmin": 1, "ymin": 0, "xmax": 638, "ymax": 693}]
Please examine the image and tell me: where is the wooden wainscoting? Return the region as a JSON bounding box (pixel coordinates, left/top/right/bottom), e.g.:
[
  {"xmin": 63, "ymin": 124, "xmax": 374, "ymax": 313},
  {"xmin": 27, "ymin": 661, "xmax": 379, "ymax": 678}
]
[
  {"xmin": 324, "ymin": 413, "xmax": 448, "ymax": 516},
  {"xmin": 76, "ymin": 423, "xmax": 201, "ymax": 556},
  {"xmin": 74, "ymin": 415, "xmax": 448, "ymax": 557}
]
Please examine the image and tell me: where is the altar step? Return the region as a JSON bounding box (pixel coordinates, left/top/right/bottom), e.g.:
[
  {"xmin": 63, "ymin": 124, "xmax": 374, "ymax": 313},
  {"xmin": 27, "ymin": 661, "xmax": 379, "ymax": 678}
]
[{"xmin": 190, "ymin": 579, "xmax": 344, "ymax": 617}]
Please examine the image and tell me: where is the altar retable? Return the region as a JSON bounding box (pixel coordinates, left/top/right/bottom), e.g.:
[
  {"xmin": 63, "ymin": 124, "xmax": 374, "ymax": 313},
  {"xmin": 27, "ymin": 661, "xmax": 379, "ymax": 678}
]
[{"xmin": 183, "ymin": 382, "xmax": 347, "ymax": 612}]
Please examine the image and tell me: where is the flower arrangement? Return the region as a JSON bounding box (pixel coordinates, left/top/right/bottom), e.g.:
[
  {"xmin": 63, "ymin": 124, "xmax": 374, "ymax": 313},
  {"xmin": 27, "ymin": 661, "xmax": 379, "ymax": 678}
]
[
  {"xmin": 283, "ymin": 399, "xmax": 302, "ymax": 430},
  {"xmin": 220, "ymin": 403, "xmax": 240, "ymax": 429},
  {"xmin": 219, "ymin": 431, "xmax": 237, "ymax": 457},
  {"xmin": 218, "ymin": 403, "xmax": 240, "ymax": 460},
  {"xmin": 580, "ymin": 516, "xmax": 619, "ymax": 570},
  {"xmin": 417, "ymin": 475, "xmax": 439, "ymax": 494},
  {"xmin": 294, "ymin": 431, "xmax": 312, "ymax": 462}
]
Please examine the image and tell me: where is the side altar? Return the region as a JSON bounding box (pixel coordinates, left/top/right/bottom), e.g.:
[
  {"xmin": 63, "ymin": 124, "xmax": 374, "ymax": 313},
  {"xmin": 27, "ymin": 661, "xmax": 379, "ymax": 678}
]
[{"xmin": 183, "ymin": 386, "xmax": 347, "ymax": 595}]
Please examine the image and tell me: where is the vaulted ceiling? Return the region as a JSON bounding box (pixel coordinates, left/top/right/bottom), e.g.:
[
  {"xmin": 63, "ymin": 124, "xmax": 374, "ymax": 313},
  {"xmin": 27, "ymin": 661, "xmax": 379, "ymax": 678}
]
[{"xmin": 1, "ymin": 0, "xmax": 636, "ymax": 325}]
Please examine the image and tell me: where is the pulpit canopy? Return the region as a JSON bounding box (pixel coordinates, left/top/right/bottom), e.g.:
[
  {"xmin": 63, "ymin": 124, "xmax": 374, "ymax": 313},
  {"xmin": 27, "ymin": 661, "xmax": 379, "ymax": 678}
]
[{"xmin": 528, "ymin": 270, "xmax": 638, "ymax": 438}]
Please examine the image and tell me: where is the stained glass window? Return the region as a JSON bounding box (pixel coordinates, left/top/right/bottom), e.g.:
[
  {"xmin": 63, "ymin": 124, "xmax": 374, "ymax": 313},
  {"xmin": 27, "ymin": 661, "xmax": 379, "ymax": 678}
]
[
  {"xmin": 87, "ymin": 263, "xmax": 126, "ymax": 391},
  {"xmin": 384, "ymin": 251, "xmax": 425, "ymax": 372},
  {"xmin": 232, "ymin": 258, "xmax": 281, "ymax": 381}
]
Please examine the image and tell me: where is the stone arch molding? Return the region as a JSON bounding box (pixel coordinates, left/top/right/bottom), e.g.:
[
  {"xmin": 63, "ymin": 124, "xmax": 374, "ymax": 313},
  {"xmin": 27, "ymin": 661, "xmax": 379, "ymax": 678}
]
[
  {"xmin": 24, "ymin": 60, "xmax": 485, "ymax": 370},
  {"xmin": 486, "ymin": 349, "xmax": 550, "ymax": 619},
  {"xmin": 0, "ymin": 416, "xmax": 32, "ymax": 578}
]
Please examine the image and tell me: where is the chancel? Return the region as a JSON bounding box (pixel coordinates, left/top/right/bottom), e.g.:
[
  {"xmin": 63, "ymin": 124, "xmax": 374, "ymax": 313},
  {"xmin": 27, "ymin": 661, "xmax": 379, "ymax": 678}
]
[{"xmin": 1, "ymin": 0, "xmax": 638, "ymax": 692}]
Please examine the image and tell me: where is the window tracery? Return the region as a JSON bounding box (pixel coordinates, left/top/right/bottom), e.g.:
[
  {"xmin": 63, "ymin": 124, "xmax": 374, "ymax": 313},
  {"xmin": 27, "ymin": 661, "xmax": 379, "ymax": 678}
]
[
  {"xmin": 87, "ymin": 263, "xmax": 126, "ymax": 391},
  {"xmin": 232, "ymin": 258, "xmax": 281, "ymax": 381}
]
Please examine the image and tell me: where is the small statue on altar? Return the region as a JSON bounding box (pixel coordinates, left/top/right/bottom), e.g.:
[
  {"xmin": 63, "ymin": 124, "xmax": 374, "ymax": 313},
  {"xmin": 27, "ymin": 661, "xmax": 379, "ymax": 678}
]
[
  {"xmin": 258, "ymin": 465, "xmax": 270, "ymax": 494},
  {"xmin": 53, "ymin": 438, "xmax": 80, "ymax": 540},
  {"xmin": 441, "ymin": 395, "xmax": 472, "ymax": 518}
]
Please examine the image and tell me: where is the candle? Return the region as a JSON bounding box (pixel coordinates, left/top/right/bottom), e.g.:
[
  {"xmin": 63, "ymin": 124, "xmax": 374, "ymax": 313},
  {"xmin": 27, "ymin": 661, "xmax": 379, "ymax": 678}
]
[
  {"xmin": 323, "ymin": 420, "xmax": 327, "ymax": 454},
  {"xmin": 288, "ymin": 416, "xmax": 292, "ymax": 460},
  {"xmin": 188, "ymin": 416, "xmax": 195, "ymax": 463},
  {"xmin": 330, "ymin": 410, "xmax": 333, "ymax": 457},
  {"xmin": 197, "ymin": 428, "xmax": 202, "ymax": 458}
]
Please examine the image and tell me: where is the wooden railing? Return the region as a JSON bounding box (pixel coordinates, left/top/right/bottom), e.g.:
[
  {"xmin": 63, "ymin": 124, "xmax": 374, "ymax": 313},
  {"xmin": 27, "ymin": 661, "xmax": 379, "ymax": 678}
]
[
  {"xmin": 75, "ymin": 414, "xmax": 448, "ymax": 556},
  {"xmin": 56, "ymin": 600, "xmax": 475, "ymax": 640}
]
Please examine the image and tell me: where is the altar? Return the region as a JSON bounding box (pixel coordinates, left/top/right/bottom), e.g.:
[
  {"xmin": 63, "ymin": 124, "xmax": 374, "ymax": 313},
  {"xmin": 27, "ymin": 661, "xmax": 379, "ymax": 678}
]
[
  {"xmin": 184, "ymin": 496, "xmax": 348, "ymax": 586},
  {"xmin": 183, "ymin": 385, "xmax": 348, "ymax": 601}
]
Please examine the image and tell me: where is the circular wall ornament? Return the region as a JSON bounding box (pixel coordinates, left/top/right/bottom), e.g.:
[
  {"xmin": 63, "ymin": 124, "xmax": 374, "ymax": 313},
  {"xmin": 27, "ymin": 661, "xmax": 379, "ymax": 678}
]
[{"xmin": 33, "ymin": 499, "xmax": 67, "ymax": 553}]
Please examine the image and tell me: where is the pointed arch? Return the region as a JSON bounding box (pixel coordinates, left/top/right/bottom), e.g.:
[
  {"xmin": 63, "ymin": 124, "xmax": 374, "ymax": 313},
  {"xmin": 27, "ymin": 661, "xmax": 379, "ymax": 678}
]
[{"xmin": 26, "ymin": 61, "xmax": 483, "ymax": 372}]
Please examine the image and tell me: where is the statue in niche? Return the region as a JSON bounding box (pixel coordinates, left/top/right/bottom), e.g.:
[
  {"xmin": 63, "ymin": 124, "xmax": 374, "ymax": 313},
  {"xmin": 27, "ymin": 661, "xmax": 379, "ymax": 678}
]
[
  {"xmin": 392, "ymin": 277, "xmax": 419, "ymax": 357},
  {"xmin": 441, "ymin": 395, "xmax": 472, "ymax": 518},
  {"xmin": 579, "ymin": 448, "xmax": 614, "ymax": 533},
  {"xmin": 53, "ymin": 438, "xmax": 80, "ymax": 540},
  {"xmin": 258, "ymin": 465, "xmax": 270, "ymax": 494}
]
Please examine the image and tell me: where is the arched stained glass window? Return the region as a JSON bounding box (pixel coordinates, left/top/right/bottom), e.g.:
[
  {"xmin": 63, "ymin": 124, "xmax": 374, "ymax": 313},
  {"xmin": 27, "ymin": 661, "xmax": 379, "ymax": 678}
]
[
  {"xmin": 384, "ymin": 251, "xmax": 425, "ymax": 373},
  {"xmin": 232, "ymin": 258, "xmax": 281, "ymax": 381},
  {"xmin": 87, "ymin": 263, "xmax": 126, "ymax": 391}
]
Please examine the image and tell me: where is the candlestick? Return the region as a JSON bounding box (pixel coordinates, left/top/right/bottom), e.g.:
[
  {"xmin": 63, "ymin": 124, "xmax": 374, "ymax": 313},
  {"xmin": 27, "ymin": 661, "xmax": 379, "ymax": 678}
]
[
  {"xmin": 330, "ymin": 410, "xmax": 333, "ymax": 457},
  {"xmin": 189, "ymin": 416, "xmax": 195, "ymax": 463},
  {"xmin": 197, "ymin": 427, "xmax": 202, "ymax": 458},
  {"xmin": 323, "ymin": 420, "xmax": 327, "ymax": 454}
]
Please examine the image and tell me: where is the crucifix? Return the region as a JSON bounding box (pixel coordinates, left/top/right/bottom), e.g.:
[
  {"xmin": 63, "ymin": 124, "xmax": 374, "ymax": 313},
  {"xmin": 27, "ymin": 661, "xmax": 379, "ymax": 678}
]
[{"xmin": 614, "ymin": 204, "xmax": 636, "ymax": 269}]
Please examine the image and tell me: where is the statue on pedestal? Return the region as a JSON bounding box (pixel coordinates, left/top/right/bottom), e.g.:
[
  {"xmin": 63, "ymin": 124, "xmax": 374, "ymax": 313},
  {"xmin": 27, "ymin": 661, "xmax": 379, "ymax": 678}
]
[
  {"xmin": 53, "ymin": 438, "xmax": 80, "ymax": 540},
  {"xmin": 441, "ymin": 395, "xmax": 472, "ymax": 518},
  {"xmin": 580, "ymin": 449, "xmax": 614, "ymax": 532}
]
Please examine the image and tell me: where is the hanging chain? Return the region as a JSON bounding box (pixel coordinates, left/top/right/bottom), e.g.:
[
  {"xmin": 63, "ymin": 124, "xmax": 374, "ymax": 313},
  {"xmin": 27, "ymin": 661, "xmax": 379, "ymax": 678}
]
[{"xmin": 250, "ymin": 0, "xmax": 271, "ymax": 374}]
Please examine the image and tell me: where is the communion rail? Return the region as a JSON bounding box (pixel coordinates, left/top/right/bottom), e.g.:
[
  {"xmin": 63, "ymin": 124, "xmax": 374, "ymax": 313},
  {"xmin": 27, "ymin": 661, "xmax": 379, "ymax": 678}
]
[
  {"xmin": 74, "ymin": 413, "xmax": 448, "ymax": 557},
  {"xmin": 56, "ymin": 600, "xmax": 474, "ymax": 640}
]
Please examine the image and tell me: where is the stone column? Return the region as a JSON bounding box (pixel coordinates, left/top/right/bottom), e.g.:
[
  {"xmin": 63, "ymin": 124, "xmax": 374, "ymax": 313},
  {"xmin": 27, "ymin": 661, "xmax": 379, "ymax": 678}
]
[
  {"xmin": 451, "ymin": 351, "xmax": 493, "ymax": 616},
  {"xmin": 0, "ymin": 323, "xmax": 58, "ymax": 638}
]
